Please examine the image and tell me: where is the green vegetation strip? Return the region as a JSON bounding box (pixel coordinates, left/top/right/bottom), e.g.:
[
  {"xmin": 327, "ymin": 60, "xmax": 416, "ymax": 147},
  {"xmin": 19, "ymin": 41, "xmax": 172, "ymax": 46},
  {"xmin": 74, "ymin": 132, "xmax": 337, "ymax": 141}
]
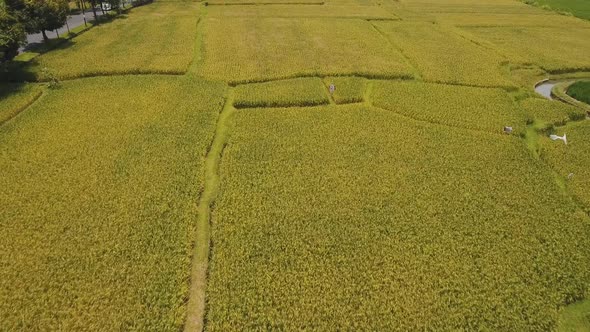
[
  {"xmin": 0, "ymin": 76, "xmax": 226, "ymax": 330},
  {"xmin": 184, "ymin": 89, "xmax": 234, "ymax": 332}
]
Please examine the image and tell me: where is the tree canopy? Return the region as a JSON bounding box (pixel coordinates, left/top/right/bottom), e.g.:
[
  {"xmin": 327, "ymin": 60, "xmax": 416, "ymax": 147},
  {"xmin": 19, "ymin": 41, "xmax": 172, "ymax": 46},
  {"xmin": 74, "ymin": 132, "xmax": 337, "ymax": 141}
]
[{"xmin": 0, "ymin": 2, "xmax": 26, "ymax": 61}]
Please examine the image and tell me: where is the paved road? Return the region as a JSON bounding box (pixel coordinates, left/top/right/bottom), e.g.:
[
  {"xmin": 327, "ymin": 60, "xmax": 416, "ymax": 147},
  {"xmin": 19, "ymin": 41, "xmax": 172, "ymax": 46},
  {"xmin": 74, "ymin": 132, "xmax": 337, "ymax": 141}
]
[{"xmin": 22, "ymin": 10, "xmax": 105, "ymax": 52}]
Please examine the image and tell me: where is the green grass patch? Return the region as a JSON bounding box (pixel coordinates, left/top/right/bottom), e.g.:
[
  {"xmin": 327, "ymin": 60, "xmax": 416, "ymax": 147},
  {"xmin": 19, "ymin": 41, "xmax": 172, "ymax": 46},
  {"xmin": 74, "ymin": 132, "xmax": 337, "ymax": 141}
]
[
  {"xmin": 567, "ymin": 80, "xmax": 590, "ymax": 105},
  {"xmin": 558, "ymin": 298, "xmax": 590, "ymax": 332},
  {"xmin": 0, "ymin": 75, "xmax": 226, "ymax": 330},
  {"xmin": 207, "ymin": 104, "xmax": 590, "ymax": 330},
  {"xmin": 323, "ymin": 76, "xmax": 366, "ymax": 104},
  {"xmin": 233, "ymin": 77, "xmax": 329, "ymax": 108},
  {"xmin": 523, "ymin": 0, "xmax": 590, "ymax": 20}
]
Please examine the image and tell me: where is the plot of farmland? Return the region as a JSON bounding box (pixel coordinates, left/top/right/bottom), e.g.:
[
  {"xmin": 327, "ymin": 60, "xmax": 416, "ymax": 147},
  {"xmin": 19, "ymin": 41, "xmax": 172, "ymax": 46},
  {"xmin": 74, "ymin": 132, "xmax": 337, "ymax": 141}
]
[
  {"xmin": 373, "ymin": 22, "xmax": 511, "ymax": 87},
  {"xmin": 372, "ymin": 81, "xmax": 526, "ymax": 134},
  {"xmin": 0, "ymin": 76, "xmax": 225, "ymax": 330},
  {"xmin": 2, "ymin": 0, "xmax": 590, "ymax": 330},
  {"xmin": 197, "ymin": 18, "xmax": 414, "ymax": 83},
  {"xmin": 400, "ymin": 0, "xmax": 549, "ymax": 14},
  {"xmin": 207, "ymin": 105, "xmax": 590, "ymax": 330},
  {"xmin": 233, "ymin": 77, "xmax": 330, "ymax": 108},
  {"xmin": 433, "ymin": 12, "xmax": 590, "ymax": 28},
  {"xmin": 0, "ymin": 84, "xmax": 43, "ymax": 124},
  {"xmin": 33, "ymin": 2, "xmax": 199, "ymax": 79},
  {"xmin": 519, "ymin": 97, "xmax": 586, "ymax": 126},
  {"xmin": 542, "ymin": 121, "xmax": 590, "ymax": 214},
  {"xmin": 206, "ymin": 4, "xmax": 398, "ymax": 19},
  {"xmin": 465, "ymin": 26, "xmax": 590, "ymax": 73}
]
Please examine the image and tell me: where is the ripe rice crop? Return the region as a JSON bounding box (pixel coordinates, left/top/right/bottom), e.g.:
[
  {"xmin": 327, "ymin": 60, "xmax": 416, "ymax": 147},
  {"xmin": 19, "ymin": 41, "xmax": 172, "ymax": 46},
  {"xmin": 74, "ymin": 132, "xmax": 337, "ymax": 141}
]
[
  {"xmin": 323, "ymin": 76, "xmax": 366, "ymax": 104},
  {"xmin": 207, "ymin": 4, "xmax": 397, "ymax": 19},
  {"xmin": 233, "ymin": 77, "xmax": 329, "ymax": 108},
  {"xmin": 373, "ymin": 22, "xmax": 512, "ymax": 87},
  {"xmin": 465, "ymin": 26, "xmax": 590, "ymax": 73},
  {"xmin": 33, "ymin": 2, "xmax": 199, "ymax": 80},
  {"xmin": 400, "ymin": 0, "xmax": 547, "ymax": 14},
  {"xmin": 0, "ymin": 84, "xmax": 43, "ymax": 125},
  {"xmin": 0, "ymin": 76, "xmax": 226, "ymax": 330},
  {"xmin": 433, "ymin": 12, "xmax": 590, "ymax": 28},
  {"xmin": 207, "ymin": 104, "xmax": 590, "ymax": 331},
  {"xmin": 197, "ymin": 18, "xmax": 414, "ymax": 83},
  {"xmin": 207, "ymin": 0, "xmax": 322, "ymax": 4},
  {"xmin": 542, "ymin": 121, "xmax": 590, "ymax": 213},
  {"xmin": 372, "ymin": 81, "xmax": 527, "ymax": 134},
  {"xmin": 519, "ymin": 97, "xmax": 586, "ymax": 126}
]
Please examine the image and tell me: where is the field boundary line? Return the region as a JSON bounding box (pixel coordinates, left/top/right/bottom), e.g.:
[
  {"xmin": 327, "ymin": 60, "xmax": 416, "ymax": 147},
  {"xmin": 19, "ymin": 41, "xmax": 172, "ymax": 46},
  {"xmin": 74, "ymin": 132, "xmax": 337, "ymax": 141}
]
[
  {"xmin": 0, "ymin": 88, "xmax": 45, "ymax": 128},
  {"xmin": 370, "ymin": 104, "xmax": 514, "ymax": 137},
  {"xmin": 369, "ymin": 21, "xmax": 423, "ymax": 81},
  {"xmin": 187, "ymin": 17, "xmax": 204, "ymax": 75},
  {"xmin": 228, "ymin": 73, "xmax": 413, "ymax": 86},
  {"xmin": 184, "ymin": 88, "xmax": 235, "ymax": 332}
]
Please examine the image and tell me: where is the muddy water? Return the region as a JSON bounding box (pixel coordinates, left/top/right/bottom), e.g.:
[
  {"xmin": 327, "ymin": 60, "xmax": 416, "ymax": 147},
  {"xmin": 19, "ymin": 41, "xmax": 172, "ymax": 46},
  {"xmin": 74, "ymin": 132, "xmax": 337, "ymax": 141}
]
[{"xmin": 534, "ymin": 80, "xmax": 556, "ymax": 100}]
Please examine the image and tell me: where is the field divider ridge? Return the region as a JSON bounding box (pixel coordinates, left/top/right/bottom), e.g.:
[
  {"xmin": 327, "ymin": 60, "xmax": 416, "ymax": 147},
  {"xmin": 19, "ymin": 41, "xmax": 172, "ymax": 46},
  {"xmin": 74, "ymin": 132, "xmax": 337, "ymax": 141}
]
[
  {"xmin": 0, "ymin": 87, "xmax": 45, "ymax": 127},
  {"xmin": 184, "ymin": 88, "xmax": 235, "ymax": 332},
  {"xmin": 368, "ymin": 21, "xmax": 423, "ymax": 81},
  {"xmin": 370, "ymin": 104, "xmax": 511, "ymax": 137}
]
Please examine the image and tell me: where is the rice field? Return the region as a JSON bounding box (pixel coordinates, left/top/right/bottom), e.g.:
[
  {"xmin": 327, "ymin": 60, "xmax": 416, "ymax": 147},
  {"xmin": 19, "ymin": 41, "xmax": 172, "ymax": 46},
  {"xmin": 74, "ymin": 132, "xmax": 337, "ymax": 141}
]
[
  {"xmin": 233, "ymin": 77, "xmax": 330, "ymax": 108},
  {"xmin": 520, "ymin": 97, "xmax": 586, "ymax": 126},
  {"xmin": 373, "ymin": 22, "xmax": 512, "ymax": 87},
  {"xmin": 323, "ymin": 76, "xmax": 367, "ymax": 104},
  {"xmin": 2, "ymin": 0, "xmax": 590, "ymax": 330},
  {"xmin": 206, "ymin": 4, "xmax": 398, "ymax": 19},
  {"xmin": 0, "ymin": 84, "xmax": 43, "ymax": 125},
  {"xmin": 465, "ymin": 26, "xmax": 590, "ymax": 73},
  {"xmin": 207, "ymin": 105, "xmax": 590, "ymax": 331},
  {"xmin": 542, "ymin": 121, "xmax": 590, "ymax": 214},
  {"xmin": 197, "ymin": 17, "xmax": 414, "ymax": 83},
  {"xmin": 0, "ymin": 76, "xmax": 225, "ymax": 330},
  {"xmin": 32, "ymin": 2, "xmax": 200, "ymax": 79},
  {"xmin": 372, "ymin": 81, "xmax": 527, "ymax": 134}
]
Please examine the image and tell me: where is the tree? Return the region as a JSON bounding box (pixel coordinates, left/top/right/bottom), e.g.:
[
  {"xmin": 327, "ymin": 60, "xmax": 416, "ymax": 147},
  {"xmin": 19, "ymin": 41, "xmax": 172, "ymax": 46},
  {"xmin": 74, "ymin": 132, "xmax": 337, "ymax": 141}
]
[
  {"xmin": 22, "ymin": 0, "xmax": 69, "ymax": 42},
  {"xmin": 0, "ymin": 3, "xmax": 26, "ymax": 61},
  {"xmin": 87, "ymin": 0, "xmax": 98, "ymax": 24}
]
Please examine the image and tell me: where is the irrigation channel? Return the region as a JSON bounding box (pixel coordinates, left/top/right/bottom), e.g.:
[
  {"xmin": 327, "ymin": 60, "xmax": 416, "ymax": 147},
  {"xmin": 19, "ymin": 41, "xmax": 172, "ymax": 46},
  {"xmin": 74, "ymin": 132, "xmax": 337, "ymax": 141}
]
[{"xmin": 534, "ymin": 79, "xmax": 557, "ymax": 99}]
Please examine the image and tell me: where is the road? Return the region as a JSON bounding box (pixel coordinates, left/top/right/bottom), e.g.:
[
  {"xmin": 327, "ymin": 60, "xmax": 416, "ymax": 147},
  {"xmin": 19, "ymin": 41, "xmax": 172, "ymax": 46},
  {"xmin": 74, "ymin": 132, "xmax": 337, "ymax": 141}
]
[{"xmin": 22, "ymin": 10, "xmax": 105, "ymax": 52}]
